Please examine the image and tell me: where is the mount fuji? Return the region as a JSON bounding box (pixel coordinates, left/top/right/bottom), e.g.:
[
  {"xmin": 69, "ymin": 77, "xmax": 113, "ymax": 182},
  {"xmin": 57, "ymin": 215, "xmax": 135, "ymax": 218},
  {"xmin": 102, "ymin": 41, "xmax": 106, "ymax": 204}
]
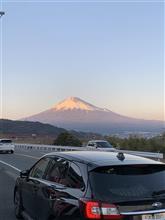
[{"xmin": 23, "ymin": 97, "xmax": 164, "ymax": 134}]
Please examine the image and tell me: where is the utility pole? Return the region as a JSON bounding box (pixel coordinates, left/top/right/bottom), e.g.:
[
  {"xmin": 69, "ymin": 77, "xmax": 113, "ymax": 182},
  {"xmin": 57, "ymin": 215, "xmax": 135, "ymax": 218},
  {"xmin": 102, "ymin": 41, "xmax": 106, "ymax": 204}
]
[{"xmin": 0, "ymin": 11, "xmax": 4, "ymax": 123}]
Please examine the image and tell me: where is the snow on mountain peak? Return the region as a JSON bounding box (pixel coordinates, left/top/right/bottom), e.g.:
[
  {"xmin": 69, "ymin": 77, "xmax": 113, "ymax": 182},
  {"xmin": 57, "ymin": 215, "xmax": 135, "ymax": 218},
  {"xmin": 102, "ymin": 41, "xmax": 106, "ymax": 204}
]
[{"xmin": 52, "ymin": 97, "xmax": 104, "ymax": 111}]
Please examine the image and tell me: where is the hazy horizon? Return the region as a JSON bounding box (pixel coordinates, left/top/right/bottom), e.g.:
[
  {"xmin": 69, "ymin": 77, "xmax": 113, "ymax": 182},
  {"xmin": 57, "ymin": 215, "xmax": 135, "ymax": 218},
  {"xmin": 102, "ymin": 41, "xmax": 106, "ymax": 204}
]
[
  {"xmin": 0, "ymin": 1, "xmax": 164, "ymax": 121},
  {"xmin": 1, "ymin": 96, "xmax": 164, "ymax": 122}
]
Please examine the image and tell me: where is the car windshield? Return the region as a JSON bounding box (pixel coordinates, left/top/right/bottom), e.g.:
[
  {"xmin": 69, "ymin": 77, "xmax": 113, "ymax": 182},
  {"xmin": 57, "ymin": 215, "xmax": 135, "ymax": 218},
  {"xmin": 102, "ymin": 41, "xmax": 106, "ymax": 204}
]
[
  {"xmin": 89, "ymin": 164, "xmax": 165, "ymax": 203},
  {"xmin": 96, "ymin": 141, "xmax": 113, "ymax": 148},
  {"xmin": 0, "ymin": 140, "xmax": 12, "ymax": 144}
]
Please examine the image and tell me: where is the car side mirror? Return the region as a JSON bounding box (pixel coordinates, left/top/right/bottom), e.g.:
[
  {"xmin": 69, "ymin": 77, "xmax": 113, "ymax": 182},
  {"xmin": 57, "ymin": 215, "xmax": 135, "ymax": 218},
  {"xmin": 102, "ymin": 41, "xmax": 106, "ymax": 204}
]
[{"xmin": 20, "ymin": 170, "xmax": 29, "ymax": 178}]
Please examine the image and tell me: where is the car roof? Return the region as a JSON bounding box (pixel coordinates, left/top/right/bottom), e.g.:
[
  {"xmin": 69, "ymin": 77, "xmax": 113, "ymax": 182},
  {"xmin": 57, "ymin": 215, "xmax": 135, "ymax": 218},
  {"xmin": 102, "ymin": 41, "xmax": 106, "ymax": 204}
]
[
  {"xmin": 45, "ymin": 151, "xmax": 164, "ymax": 169},
  {"xmin": 0, "ymin": 139, "xmax": 12, "ymax": 141},
  {"xmin": 88, "ymin": 140, "xmax": 108, "ymax": 143},
  {"xmin": 0, "ymin": 139, "xmax": 12, "ymax": 142}
]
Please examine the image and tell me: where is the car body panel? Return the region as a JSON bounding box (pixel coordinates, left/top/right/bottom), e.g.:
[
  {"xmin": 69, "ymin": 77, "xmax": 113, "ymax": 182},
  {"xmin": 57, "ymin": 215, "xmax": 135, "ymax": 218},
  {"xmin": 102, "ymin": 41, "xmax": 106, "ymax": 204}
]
[
  {"xmin": 44, "ymin": 151, "xmax": 163, "ymax": 169},
  {"xmin": 14, "ymin": 151, "xmax": 165, "ymax": 220},
  {"xmin": 0, "ymin": 139, "xmax": 15, "ymax": 153},
  {"xmin": 86, "ymin": 140, "xmax": 116, "ymax": 151}
]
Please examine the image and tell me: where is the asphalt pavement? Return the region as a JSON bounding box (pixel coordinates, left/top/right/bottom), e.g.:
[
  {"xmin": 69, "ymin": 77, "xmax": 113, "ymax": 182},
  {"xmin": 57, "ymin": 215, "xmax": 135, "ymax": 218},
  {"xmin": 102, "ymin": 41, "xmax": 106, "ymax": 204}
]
[{"xmin": 0, "ymin": 149, "xmax": 45, "ymax": 220}]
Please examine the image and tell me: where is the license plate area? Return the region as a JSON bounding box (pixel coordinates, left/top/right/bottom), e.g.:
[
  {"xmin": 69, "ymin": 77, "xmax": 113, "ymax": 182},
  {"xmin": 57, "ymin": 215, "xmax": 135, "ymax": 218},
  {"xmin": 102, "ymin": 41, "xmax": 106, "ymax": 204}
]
[{"xmin": 142, "ymin": 213, "xmax": 165, "ymax": 220}]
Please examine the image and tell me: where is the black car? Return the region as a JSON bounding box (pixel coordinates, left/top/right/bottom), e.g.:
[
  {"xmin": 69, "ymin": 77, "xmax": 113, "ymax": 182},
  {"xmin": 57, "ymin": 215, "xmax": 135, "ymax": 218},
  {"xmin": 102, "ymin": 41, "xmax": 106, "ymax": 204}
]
[{"xmin": 14, "ymin": 151, "xmax": 165, "ymax": 220}]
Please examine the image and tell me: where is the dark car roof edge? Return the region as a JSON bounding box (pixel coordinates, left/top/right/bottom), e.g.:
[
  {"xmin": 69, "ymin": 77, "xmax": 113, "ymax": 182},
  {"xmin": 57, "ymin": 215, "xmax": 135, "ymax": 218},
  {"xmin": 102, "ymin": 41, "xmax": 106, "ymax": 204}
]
[{"xmin": 43, "ymin": 151, "xmax": 164, "ymax": 170}]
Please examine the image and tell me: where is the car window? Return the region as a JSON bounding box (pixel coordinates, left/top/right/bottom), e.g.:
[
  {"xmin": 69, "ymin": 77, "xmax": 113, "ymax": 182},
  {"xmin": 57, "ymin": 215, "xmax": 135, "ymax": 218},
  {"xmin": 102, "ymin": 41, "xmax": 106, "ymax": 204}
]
[
  {"xmin": 89, "ymin": 164, "xmax": 165, "ymax": 203},
  {"xmin": 29, "ymin": 157, "xmax": 50, "ymax": 179},
  {"xmin": 0, "ymin": 139, "xmax": 12, "ymax": 144},
  {"xmin": 96, "ymin": 141, "xmax": 113, "ymax": 148},
  {"xmin": 88, "ymin": 142, "xmax": 94, "ymax": 147},
  {"xmin": 65, "ymin": 162, "xmax": 84, "ymax": 189},
  {"xmin": 45, "ymin": 157, "xmax": 69, "ymax": 184}
]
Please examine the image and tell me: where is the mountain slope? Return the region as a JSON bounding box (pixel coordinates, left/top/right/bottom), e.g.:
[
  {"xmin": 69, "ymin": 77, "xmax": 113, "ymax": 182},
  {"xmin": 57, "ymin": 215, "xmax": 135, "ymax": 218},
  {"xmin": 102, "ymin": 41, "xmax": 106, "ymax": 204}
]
[
  {"xmin": 0, "ymin": 119, "xmax": 102, "ymax": 141},
  {"xmin": 0, "ymin": 119, "xmax": 66, "ymax": 136},
  {"xmin": 23, "ymin": 97, "xmax": 164, "ymax": 134}
]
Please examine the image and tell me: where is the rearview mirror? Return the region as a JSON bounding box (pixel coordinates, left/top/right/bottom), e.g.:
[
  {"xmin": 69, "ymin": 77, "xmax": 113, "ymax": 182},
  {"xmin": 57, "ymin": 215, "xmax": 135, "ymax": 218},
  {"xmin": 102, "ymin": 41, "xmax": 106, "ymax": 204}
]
[{"xmin": 20, "ymin": 170, "xmax": 29, "ymax": 178}]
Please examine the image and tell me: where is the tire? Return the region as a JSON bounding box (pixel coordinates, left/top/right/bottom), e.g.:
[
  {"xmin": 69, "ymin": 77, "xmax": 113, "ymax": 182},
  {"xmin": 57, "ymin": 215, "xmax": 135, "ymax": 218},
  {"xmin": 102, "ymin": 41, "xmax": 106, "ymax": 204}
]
[
  {"xmin": 14, "ymin": 189, "xmax": 23, "ymax": 219},
  {"xmin": 48, "ymin": 215, "xmax": 60, "ymax": 220},
  {"xmin": 11, "ymin": 150, "xmax": 14, "ymax": 154}
]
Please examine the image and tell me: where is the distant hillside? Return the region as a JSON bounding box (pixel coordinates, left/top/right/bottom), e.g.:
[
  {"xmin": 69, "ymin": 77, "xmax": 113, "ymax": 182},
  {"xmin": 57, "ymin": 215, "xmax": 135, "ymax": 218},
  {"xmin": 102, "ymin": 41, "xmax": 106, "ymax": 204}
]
[
  {"xmin": 0, "ymin": 119, "xmax": 66, "ymax": 136},
  {"xmin": 23, "ymin": 97, "xmax": 164, "ymax": 134},
  {"xmin": 0, "ymin": 119, "xmax": 102, "ymax": 142}
]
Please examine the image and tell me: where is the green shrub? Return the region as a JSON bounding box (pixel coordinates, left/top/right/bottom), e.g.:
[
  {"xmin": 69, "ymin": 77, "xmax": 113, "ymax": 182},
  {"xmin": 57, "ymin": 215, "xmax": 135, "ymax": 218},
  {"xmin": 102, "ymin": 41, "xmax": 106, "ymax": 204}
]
[{"xmin": 54, "ymin": 132, "xmax": 82, "ymax": 147}]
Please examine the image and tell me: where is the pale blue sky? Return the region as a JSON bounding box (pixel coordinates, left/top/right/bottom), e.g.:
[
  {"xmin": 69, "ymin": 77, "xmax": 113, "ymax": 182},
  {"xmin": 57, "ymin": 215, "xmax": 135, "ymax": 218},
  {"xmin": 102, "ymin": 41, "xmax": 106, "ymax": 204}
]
[{"xmin": 1, "ymin": 0, "xmax": 164, "ymax": 120}]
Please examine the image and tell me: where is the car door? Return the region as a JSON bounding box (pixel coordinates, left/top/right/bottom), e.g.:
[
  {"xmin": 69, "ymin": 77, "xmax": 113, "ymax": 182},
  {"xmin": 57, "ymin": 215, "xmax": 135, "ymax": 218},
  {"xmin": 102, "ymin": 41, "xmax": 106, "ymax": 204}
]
[
  {"xmin": 33, "ymin": 157, "xmax": 86, "ymax": 220},
  {"xmin": 35, "ymin": 156, "xmax": 72, "ymax": 219},
  {"xmin": 34, "ymin": 156, "xmax": 66, "ymax": 220},
  {"xmin": 21, "ymin": 157, "xmax": 50, "ymax": 219},
  {"xmin": 40, "ymin": 157, "xmax": 70, "ymax": 219},
  {"xmin": 87, "ymin": 142, "xmax": 97, "ymax": 149},
  {"xmin": 53, "ymin": 161, "xmax": 86, "ymax": 220}
]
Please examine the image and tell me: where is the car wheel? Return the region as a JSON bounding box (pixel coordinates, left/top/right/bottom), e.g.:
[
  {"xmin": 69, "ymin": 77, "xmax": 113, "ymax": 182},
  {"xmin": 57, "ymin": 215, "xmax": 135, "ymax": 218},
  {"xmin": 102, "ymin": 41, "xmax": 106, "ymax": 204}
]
[
  {"xmin": 14, "ymin": 189, "xmax": 23, "ymax": 219},
  {"xmin": 48, "ymin": 215, "xmax": 60, "ymax": 220},
  {"xmin": 11, "ymin": 150, "xmax": 14, "ymax": 154},
  {"xmin": 48, "ymin": 216, "xmax": 58, "ymax": 220}
]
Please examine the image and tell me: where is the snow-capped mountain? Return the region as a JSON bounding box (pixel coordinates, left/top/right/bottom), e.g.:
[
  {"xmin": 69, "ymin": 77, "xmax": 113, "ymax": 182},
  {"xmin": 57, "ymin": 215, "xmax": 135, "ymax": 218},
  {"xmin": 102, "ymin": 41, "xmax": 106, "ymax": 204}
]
[
  {"xmin": 23, "ymin": 97, "xmax": 164, "ymax": 134},
  {"xmin": 52, "ymin": 97, "xmax": 105, "ymax": 112}
]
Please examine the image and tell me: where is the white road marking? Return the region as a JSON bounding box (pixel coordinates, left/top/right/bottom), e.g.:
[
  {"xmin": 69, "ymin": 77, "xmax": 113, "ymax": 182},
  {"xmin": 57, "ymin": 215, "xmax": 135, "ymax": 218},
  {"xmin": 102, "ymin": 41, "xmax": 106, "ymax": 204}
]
[
  {"xmin": 15, "ymin": 153, "xmax": 39, "ymax": 160},
  {"xmin": 0, "ymin": 159, "xmax": 21, "ymax": 172}
]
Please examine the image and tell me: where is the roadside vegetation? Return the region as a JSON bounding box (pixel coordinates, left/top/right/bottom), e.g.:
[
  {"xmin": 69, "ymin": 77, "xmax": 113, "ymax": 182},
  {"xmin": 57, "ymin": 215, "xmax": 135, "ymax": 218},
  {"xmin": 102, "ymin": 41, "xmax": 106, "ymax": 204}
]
[
  {"xmin": 1, "ymin": 119, "xmax": 164, "ymax": 153},
  {"xmin": 53, "ymin": 132, "xmax": 165, "ymax": 154},
  {"xmin": 53, "ymin": 132, "xmax": 82, "ymax": 147},
  {"xmin": 106, "ymin": 133, "xmax": 165, "ymax": 153}
]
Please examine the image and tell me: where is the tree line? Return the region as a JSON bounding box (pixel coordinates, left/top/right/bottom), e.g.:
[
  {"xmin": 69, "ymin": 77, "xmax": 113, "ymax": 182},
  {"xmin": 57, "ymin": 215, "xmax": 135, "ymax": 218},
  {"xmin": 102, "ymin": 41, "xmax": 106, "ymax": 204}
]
[
  {"xmin": 105, "ymin": 133, "xmax": 165, "ymax": 153},
  {"xmin": 54, "ymin": 132, "xmax": 165, "ymax": 153}
]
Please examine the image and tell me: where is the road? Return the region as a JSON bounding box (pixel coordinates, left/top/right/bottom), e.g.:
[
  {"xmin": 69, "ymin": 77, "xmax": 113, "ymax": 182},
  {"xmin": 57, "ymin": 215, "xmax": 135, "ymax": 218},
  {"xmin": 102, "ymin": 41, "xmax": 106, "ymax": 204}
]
[{"xmin": 0, "ymin": 149, "xmax": 46, "ymax": 220}]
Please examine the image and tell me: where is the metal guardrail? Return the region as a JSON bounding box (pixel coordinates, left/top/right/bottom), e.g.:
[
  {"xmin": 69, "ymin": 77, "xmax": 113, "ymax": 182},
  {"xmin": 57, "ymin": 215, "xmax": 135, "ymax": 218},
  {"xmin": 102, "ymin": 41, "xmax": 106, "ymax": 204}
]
[
  {"xmin": 118, "ymin": 149, "xmax": 163, "ymax": 159},
  {"xmin": 15, "ymin": 143, "xmax": 88, "ymax": 152},
  {"xmin": 14, "ymin": 143, "xmax": 164, "ymax": 159}
]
